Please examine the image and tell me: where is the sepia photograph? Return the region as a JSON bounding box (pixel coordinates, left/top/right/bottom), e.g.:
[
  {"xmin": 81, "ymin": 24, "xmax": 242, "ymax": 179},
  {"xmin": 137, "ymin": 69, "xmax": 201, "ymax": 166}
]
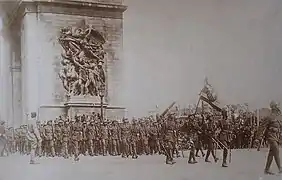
[{"xmin": 0, "ymin": 0, "xmax": 282, "ymax": 180}]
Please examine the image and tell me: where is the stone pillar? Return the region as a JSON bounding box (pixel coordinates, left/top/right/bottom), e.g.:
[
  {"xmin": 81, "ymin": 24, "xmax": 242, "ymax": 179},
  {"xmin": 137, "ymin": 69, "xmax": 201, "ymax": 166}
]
[
  {"xmin": 0, "ymin": 30, "xmax": 13, "ymax": 127},
  {"xmin": 21, "ymin": 13, "xmax": 41, "ymax": 119}
]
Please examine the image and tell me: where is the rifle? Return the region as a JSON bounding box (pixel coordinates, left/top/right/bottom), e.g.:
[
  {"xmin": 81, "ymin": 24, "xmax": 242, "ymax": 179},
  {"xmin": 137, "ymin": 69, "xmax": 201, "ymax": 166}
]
[{"xmin": 160, "ymin": 102, "xmax": 176, "ymax": 118}]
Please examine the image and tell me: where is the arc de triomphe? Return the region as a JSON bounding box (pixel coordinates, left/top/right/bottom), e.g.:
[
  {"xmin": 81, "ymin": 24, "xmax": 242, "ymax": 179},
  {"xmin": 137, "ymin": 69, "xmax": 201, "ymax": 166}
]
[{"xmin": 0, "ymin": 0, "xmax": 127, "ymax": 127}]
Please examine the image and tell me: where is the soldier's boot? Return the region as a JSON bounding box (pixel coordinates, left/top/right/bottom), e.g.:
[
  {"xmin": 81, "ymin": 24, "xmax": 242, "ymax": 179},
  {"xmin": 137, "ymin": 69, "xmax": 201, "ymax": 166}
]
[
  {"xmin": 62, "ymin": 146, "xmax": 68, "ymax": 159},
  {"xmin": 38, "ymin": 146, "xmax": 42, "ymax": 157},
  {"xmin": 192, "ymin": 152, "xmax": 197, "ymax": 164},
  {"xmin": 195, "ymin": 149, "xmax": 201, "ymax": 157},
  {"xmin": 157, "ymin": 144, "xmax": 161, "ymax": 154},
  {"xmin": 89, "ymin": 146, "xmax": 94, "ymax": 156},
  {"xmin": 170, "ymin": 150, "xmax": 176, "ymax": 164},
  {"xmin": 132, "ymin": 147, "xmax": 138, "ymax": 159},
  {"xmin": 74, "ymin": 155, "xmax": 79, "ymax": 162},
  {"xmin": 113, "ymin": 145, "xmax": 117, "ymax": 156},
  {"xmin": 51, "ymin": 147, "xmax": 56, "ymax": 157},
  {"xmin": 103, "ymin": 144, "xmax": 108, "ymax": 156},
  {"xmin": 117, "ymin": 142, "xmax": 121, "ymax": 155},
  {"xmin": 205, "ymin": 150, "xmax": 211, "ymax": 162},
  {"xmin": 30, "ymin": 149, "xmax": 39, "ymax": 164},
  {"xmin": 264, "ymin": 170, "xmax": 276, "ymax": 175},
  {"xmin": 165, "ymin": 154, "xmax": 174, "ymax": 165},
  {"xmin": 145, "ymin": 145, "xmax": 150, "ymax": 155},
  {"xmin": 222, "ymin": 148, "xmax": 228, "ymax": 167},
  {"xmin": 200, "ymin": 149, "xmax": 205, "ymax": 157}
]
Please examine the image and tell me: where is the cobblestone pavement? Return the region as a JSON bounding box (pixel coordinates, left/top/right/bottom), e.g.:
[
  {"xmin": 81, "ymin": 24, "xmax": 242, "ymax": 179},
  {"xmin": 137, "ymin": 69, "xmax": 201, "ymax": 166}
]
[{"xmin": 0, "ymin": 149, "xmax": 281, "ymax": 180}]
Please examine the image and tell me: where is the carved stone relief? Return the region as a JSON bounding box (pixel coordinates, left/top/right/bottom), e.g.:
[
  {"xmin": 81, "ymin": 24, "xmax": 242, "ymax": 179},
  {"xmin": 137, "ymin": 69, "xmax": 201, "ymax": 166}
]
[{"xmin": 58, "ymin": 23, "xmax": 106, "ymax": 97}]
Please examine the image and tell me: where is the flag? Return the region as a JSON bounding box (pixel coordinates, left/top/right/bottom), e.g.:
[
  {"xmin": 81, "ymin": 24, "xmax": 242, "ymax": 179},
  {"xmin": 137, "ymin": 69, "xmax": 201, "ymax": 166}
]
[{"xmin": 199, "ymin": 89, "xmax": 222, "ymax": 112}]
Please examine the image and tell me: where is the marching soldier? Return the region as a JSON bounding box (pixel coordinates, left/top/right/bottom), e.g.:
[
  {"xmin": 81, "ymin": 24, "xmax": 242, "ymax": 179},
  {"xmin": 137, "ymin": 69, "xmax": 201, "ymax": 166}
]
[
  {"xmin": 195, "ymin": 117, "xmax": 205, "ymax": 158},
  {"xmin": 36, "ymin": 121, "xmax": 44, "ymax": 157},
  {"xmin": 72, "ymin": 116, "xmax": 83, "ymax": 161},
  {"xmin": 81, "ymin": 121, "xmax": 88, "ymax": 156},
  {"xmin": 140, "ymin": 121, "xmax": 150, "ymax": 155},
  {"xmin": 26, "ymin": 122, "xmax": 41, "ymax": 164},
  {"xmin": 187, "ymin": 116, "xmax": 198, "ymax": 164},
  {"xmin": 255, "ymin": 101, "xmax": 282, "ymax": 175},
  {"xmin": 120, "ymin": 118, "xmax": 130, "ymax": 158},
  {"xmin": 86, "ymin": 120, "xmax": 95, "ymax": 156},
  {"xmin": 130, "ymin": 119, "xmax": 139, "ymax": 159},
  {"xmin": 27, "ymin": 112, "xmax": 41, "ymax": 164},
  {"xmin": 54, "ymin": 121, "xmax": 63, "ymax": 156},
  {"xmin": 204, "ymin": 115, "xmax": 218, "ymax": 163},
  {"xmin": 218, "ymin": 113, "xmax": 231, "ymax": 167},
  {"xmin": 162, "ymin": 115, "xmax": 176, "ymax": 165},
  {"xmin": 0, "ymin": 121, "xmax": 7, "ymax": 157},
  {"xmin": 148, "ymin": 121, "xmax": 160, "ymax": 154},
  {"xmin": 6, "ymin": 127, "xmax": 15, "ymax": 154},
  {"xmin": 61, "ymin": 121, "xmax": 70, "ymax": 158},
  {"xmin": 100, "ymin": 121, "xmax": 109, "ymax": 156},
  {"xmin": 109, "ymin": 120, "xmax": 120, "ymax": 156},
  {"xmin": 44, "ymin": 120, "xmax": 55, "ymax": 157}
]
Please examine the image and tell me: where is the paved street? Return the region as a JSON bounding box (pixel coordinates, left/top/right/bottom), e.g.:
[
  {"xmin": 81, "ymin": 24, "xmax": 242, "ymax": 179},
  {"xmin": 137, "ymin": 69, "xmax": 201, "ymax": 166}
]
[{"xmin": 0, "ymin": 149, "xmax": 281, "ymax": 180}]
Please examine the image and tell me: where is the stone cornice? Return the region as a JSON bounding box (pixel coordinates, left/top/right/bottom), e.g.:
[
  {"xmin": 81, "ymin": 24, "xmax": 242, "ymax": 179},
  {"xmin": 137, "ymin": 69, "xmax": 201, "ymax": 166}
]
[
  {"xmin": 35, "ymin": 0, "xmax": 127, "ymax": 13},
  {"xmin": 1, "ymin": 0, "xmax": 127, "ymax": 35}
]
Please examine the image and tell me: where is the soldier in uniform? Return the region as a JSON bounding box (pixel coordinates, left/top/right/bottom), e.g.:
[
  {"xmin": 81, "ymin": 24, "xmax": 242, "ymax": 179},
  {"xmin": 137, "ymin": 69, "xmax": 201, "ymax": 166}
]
[
  {"xmin": 86, "ymin": 120, "xmax": 96, "ymax": 156},
  {"xmin": 6, "ymin": 127, "xmax": 15, "ymax": 154},
  {"xmin": 218, "ymin": 113, "xmax": 231, "ymax": 167},
  {"xmin": 100, "ymin": 121, "xmax": 109, "ymax": 156},
  {"xmin": 140, "ymin": 121, "xmax": 150, "ymax": 155},
  {"xmin": 36, "ymin": 121, "xmax": 44, "ymax": 157},
  {"xmin": 27, "ymin": 112, "xmax": 41, "ymax": 164},
  {"xmin": 0, "ymin": 121, "xmax": 8, "ymax": 157},
  {"xmin": 195, "ymin": 116, "xmax": 205, "ymax": 158},
  {"xmin": 14, "ymin": 128, "xmax": 22, "ymax": 154},
  {"xmin": 54, "ymin": 121, "xmax": 63, "ymax": 156},
  {"xmin": 27, "ymin": 122, "xmax": 41, "ymax": 164},
  {"xmin": 204, "ymin": 115, "xmax": 218, "ymax": 163},
  {"xmin": 61, "ymin": 121, "xmax": 70, "ymax": 158},
  {"xmin": 187, "ymin": 116, "xmax": 198, "ymax": 164},
  {"xmin": 255, "ymin": 101, "xmax": 282, "ymax": 175},
  {"xmin": 43, "ymin": 120, "xmax": 55, "ymax": 157},
  {"xmin": 162, "ymin": 115, "xmax": 176, "ymax": 165},
  {"xmin": 120, "ymin": 118, "xmax": 130, "ymax": 158},
  {"xmin": 130, "ymin": 119, "xmax": 139, "ymax": 159},
  {"xmin": 109, "ymin": 120, "xmax": 120, "ymax": 156},
  {"xmin": 72, "ymin": 117, "xmax": 83, "ymax": 161},
  {"xmin": 81, "ymin": 121, "xmax": 88, "ymax": 156},
  {"xmin": 148, "ymin": 121, "xmax": 159, "ymax": 154},
  {"xmin": 22, "ymin": 125, "xmax": 29, "ymax": 155},
  {"xmin": 93, "ymin": 121, "xmax": 100, "ymax": 156}
]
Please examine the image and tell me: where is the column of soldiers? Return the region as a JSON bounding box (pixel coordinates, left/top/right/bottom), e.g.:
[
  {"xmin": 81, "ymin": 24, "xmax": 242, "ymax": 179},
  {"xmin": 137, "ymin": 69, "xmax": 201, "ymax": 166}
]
[{"xmin": 0, "ymin": 110, "xmax": 261, "ymax": 167}]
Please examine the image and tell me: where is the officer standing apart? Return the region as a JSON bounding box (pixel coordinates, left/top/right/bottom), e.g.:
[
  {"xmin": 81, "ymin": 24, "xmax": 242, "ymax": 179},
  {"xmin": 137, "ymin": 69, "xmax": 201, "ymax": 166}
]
[
  {"xmin": 255, "ymin": 101, "xmax": 282, "ymax": 175},
  {"xmin": 26, "ymin": 112, "xmax": 42, "ymax": 164}
]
